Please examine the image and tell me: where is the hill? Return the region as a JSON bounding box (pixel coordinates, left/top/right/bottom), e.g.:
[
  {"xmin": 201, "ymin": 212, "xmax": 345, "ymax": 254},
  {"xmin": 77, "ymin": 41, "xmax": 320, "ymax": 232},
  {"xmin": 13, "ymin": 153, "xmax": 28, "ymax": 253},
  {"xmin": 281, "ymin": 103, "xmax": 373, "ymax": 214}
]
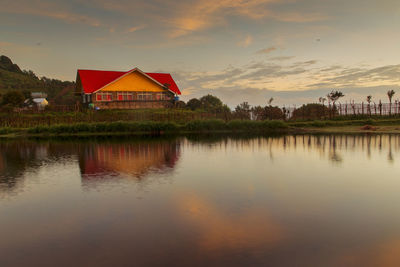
[{"xmin": 0, "ymin": 55, "xmax": 77, "ymax": 105}]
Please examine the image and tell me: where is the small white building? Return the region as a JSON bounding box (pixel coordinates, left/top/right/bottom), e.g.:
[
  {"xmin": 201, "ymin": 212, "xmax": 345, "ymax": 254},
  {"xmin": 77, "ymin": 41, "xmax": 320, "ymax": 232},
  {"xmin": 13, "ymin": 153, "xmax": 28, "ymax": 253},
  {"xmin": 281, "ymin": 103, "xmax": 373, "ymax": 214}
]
[{"xmin": 32, "ymin": 98, "xmax": 48, "ymax": 110}]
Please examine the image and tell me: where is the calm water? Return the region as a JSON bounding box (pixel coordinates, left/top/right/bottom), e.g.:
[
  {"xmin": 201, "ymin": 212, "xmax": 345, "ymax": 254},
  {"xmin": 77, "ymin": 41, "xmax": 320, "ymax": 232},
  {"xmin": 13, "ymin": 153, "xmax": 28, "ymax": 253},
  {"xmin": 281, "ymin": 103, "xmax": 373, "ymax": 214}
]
[{"xmin": 1, "ymin": 135, "xmax": 400, "ymax": 267}]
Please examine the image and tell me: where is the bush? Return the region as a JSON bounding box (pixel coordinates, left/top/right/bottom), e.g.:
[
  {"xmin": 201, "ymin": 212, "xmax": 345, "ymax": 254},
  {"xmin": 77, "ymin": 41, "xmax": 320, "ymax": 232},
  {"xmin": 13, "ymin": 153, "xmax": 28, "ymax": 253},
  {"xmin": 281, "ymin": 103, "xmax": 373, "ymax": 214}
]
[
  {"xmin": 0, "ymin": 127, "xmax": 13, "ymax": 135},
  {"xmin": 262, "ymin": 120, "xmax": 288, "ymax": 129},
  {"xmin": 291, "ymin": 103, "xmax": 330, "ymax": 120},
  {"xmin": 185, "ymin": 119, "xmax": 226, "ymax": 131},
  {"xmin": 227, "ymin": 120, "xmax": 288, "ymax": 131},
  {"xmin": 27, "ymin": 125, "xmax": 50, "ymax": 133}
]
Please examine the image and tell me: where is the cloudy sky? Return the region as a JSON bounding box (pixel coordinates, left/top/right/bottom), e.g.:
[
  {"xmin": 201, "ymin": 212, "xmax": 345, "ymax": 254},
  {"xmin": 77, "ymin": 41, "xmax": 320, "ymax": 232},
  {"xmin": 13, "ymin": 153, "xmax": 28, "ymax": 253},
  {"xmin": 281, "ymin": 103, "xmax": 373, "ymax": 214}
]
[{"xmin": 1, "ymin": 0, "xmax": 400, "ymax": 106}]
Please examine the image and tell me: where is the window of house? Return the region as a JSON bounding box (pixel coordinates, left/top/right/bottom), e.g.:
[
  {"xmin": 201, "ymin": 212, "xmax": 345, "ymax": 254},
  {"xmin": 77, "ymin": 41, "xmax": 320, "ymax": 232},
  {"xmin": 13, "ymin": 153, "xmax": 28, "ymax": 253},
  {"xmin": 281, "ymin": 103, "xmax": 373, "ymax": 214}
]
[
  {"xmin": 138, "ymin": 93, "xmax": 153, "ymax": 101},
  {"xmin": 156, "ymin": 92, "xmax": 170, "ymax": 100},
  {"xmin": 117, "ymin": 92, "xmax": 133, "ymax": 101},
  {"xmin": 96, "ymin": 92, "xmax": 113, "ymax": 101}
]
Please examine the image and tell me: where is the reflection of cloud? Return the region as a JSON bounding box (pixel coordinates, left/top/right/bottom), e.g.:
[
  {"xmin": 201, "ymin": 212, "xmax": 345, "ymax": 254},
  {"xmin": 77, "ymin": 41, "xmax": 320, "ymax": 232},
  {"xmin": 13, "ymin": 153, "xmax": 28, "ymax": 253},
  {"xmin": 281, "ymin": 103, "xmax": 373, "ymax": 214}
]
[
  {"xmin": 335, "ymin": 239, "xmax": 400, "ymax": 267},
  {"xmin": 177, "ymin": 194, "xmax": 284, "ymax": 251},
  {"xmin": 374, "ymin": 239, "xmax": 400, "ymax": 267}
]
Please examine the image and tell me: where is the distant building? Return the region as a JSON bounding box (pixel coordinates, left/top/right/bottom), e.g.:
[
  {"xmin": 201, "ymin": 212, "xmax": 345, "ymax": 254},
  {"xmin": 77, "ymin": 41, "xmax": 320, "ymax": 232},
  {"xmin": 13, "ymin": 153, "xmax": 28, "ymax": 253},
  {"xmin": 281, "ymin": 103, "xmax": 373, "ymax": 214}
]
[
  {"xmin": 31, "ymin": 92, "xmax": 47, "ymax": 99},
  {"xmin": 32, "ymin": 98, "xmax": 48, "ymax": 110},
  {"xmin": 24, "ymin": 92, "xmax": 49, "ymax": 110},
  {"xmin": 75, "ymin": 68, "xmax": 181, "ymax": 109}
]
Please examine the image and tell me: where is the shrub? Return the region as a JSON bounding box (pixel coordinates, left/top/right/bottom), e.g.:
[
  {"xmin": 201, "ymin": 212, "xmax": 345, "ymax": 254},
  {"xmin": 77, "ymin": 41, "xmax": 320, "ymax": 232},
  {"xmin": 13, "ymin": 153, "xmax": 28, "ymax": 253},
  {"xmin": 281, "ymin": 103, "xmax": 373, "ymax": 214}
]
[
  {"xmin": 185, "ymin": 119, "xmax": 226, "ymax": 131},
  {"xmin": 0, "ymin": 127, "xmax": 13, "ymax": 135}
]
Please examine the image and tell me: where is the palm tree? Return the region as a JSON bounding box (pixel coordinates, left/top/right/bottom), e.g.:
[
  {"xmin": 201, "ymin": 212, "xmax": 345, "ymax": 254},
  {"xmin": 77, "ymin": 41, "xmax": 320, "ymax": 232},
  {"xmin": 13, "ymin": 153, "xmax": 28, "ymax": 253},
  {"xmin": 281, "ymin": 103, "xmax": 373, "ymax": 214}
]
[
  {"xmin": 387, "ymin": 90, "xmax": 395, "ymax": 115},
  {"xmin": 267, "ymin": 97, "xmax": 274, "ymax": 106},
  {"xmin": 327, "ymin": 90, "xmax": 345, "ymax": 117}
]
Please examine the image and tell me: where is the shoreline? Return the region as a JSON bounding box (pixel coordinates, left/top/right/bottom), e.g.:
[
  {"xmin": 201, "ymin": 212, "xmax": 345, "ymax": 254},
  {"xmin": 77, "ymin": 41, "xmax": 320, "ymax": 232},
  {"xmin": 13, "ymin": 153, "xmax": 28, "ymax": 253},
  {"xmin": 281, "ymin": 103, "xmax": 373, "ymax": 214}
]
[{"xmin": 2, "ymin": 124, "xmax": 400, "ymax": 138}]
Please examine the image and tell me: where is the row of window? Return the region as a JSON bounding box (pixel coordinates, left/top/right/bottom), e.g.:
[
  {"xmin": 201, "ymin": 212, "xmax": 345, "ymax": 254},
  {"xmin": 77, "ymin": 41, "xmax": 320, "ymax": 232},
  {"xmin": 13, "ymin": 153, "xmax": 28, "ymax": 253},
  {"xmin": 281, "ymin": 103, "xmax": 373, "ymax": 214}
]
[{"xmin": 96, "ymin": 92, "xmax": 170, "ymax": 102}]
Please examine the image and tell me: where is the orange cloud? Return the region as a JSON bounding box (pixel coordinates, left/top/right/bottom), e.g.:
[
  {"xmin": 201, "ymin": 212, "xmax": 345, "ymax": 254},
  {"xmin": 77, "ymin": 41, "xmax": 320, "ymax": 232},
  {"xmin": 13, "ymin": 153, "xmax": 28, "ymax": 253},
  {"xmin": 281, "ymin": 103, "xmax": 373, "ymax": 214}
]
[
  {"xmin": 166, "ymin": 0, "xmax": 328, "ymax": 38},
  {"xmin": 257, "ymin": 46, "xmax": 277, "ymax": 54},
  {"xmin": 167, "ymin": 0, "xmax": 276, "ymax": 38},
  {"xmin": 271, "ymin": 11, "xmax": 329, "ymax": 22},
  {"xmin": 127, "ymin": 25, "xmax": 146, "ymax": 33}
]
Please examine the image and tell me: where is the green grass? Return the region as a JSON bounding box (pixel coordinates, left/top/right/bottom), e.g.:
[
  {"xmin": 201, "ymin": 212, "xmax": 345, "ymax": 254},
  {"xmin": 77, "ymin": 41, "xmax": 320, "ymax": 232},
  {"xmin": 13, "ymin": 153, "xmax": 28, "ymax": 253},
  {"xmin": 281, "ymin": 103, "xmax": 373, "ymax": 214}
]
[
  {"xmin": 25, "ymin": 119, "xmax": 288, "ymax": 135},
  {"xmin": 4, "ymin": 117, "xmax": 400, "ymax": 137}
]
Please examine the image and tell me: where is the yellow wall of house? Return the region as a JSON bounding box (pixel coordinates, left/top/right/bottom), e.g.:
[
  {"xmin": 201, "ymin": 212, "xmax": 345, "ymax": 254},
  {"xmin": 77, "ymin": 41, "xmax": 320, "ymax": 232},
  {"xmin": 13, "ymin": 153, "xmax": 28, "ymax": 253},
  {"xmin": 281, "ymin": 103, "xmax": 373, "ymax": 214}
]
[{"xmin": 100, "ymin": 71, "xmax": 165, "ymax": 92}]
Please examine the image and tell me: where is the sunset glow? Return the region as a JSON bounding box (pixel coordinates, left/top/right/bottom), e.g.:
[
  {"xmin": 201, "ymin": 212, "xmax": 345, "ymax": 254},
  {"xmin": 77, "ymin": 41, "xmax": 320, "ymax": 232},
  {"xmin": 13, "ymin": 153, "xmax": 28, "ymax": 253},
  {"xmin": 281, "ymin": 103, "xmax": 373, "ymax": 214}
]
[{"xmin": 1, "ymin": 0, "xmax": 399, "ymax": 105}]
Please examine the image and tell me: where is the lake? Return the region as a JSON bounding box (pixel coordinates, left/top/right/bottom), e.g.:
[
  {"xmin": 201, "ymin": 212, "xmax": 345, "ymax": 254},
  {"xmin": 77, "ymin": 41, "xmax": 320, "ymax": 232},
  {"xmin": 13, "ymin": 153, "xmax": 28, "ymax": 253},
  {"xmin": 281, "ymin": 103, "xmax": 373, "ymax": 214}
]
[{"xmin": 1, "ymin": 134, "xmax": 400, "ymax": 267}]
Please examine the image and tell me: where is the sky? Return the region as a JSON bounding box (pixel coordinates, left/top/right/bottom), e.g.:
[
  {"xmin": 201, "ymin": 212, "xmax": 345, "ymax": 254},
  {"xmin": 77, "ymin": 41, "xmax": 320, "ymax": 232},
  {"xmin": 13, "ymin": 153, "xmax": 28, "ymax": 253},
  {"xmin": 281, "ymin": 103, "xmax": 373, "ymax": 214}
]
[{"xmin": 1, "ymin": 0, "xmax": 400, "ymax": 107}]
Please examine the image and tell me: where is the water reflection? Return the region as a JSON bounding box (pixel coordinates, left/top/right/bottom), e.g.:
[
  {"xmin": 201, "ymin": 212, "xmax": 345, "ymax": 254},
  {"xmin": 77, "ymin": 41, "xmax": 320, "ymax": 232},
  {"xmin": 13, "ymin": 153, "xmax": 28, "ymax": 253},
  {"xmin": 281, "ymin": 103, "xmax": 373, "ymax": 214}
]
[
  {"xmin": 0, "ymin": 141, "xmax": 77, "ymax": 192},
  {"xmin": 0, "ymin": 138, "xmax": 181, "ymax": 193},
  {"xmin": 186, "ymin": 134, "xmax": 400, "ymax": 165},
  {"xmin": 2, "ymin": 135, "xmax": 400, "ymax": 266},
  {"xmin": 1, "ymin": 134, "xmax": 400, "ymax": 191},
  {"xmin": 78, "ymin": 140, "xmax": 181, "ymax": 185}
]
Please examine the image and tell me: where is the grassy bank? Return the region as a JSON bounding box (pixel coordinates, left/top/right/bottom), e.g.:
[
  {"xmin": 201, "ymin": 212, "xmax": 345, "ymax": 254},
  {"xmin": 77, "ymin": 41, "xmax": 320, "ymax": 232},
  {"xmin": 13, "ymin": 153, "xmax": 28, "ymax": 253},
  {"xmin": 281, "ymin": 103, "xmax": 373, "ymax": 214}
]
[
  {"xmin": 2, "ymin": 118, "xmax": 400, "ymax": 137},
  {"xmin": 0, "ymin": 109, "xmax": 227, "ymax": 128},
  {"xmin": 18, "ymin": 120, "xmax": 287, "ymax": 136}
]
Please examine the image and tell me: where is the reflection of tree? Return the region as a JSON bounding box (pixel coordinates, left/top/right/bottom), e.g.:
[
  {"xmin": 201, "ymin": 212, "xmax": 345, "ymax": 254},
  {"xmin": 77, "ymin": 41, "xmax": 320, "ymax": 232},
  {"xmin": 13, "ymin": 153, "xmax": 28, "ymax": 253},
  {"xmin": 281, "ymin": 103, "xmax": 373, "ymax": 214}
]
[
  {"xmin": 1, "ymin": 134, "xmax": 398, "ymax": 193},
  {"xmin": 328, "ymin": 136, "xmax": 343, "ymax": 164},
  {"xmin": 366, "ymin": 135, "xmax": 371, "ymax": 159},
  {"xmin": 388, "ymin": 135, "xmax": 394, "ymax": 163},
  {"xmin": 0, "ymin": 141, "xmax": 45, "ymax": 190},
  {"xmin": 0, "ymin": 137, "xmax": 182, "ymax": 192}
]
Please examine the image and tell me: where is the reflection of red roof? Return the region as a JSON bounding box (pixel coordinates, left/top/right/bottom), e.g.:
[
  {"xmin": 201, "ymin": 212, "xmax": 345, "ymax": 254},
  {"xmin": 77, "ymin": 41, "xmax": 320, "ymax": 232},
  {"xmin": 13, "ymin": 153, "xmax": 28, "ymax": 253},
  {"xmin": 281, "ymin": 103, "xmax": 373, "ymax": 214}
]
[{"xmin": 77, "ymin": 69, "xmax": 181, "ymax": 95}]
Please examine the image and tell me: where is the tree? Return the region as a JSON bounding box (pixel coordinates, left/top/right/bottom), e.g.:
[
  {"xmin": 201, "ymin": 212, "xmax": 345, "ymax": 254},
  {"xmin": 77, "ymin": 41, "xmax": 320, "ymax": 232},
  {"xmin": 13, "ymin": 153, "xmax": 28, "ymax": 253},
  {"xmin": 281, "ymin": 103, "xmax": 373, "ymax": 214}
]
[
  {"xmin": 291, "ymin": 103, "xmax": 330, "ymax": 120},
  {"xmin": 327, "ymin": 90, "xmax": 344, "ymax": 117},
  {"xmin": 387, "ymin": 90, "xmax": 395, "ymax": 115},
  {"xmin": 264, "ymin": 105, "xmax": 284, "ymax": 120},
  {"xmin": 186, "ymin": 98, "xmax": 202, "ymax": 110},
  {"xmin": 234, "ymin": 102, "xmax": 251, "ymax": 120},
  {"xmin": 250, "ymin": 105, "xmax": 283, "ymax": 120},
  {"xmin": 267, "ymin": 97, "xmax": 274, "ymax": 105},
  {"xmin": 366, "ymin": 95, "xmax": 372, "ymax": 116},
  {"xmin": 1, "ymin": 91, "xmax": 25, "ymax": 107},
  {"xmin": 251, "ymin": 106, "xmax": 265, "ymax": 120},
  {"xmin": 319, "ymin": 97, "xmax": 327, "ymax": 117},
  {"xmin": 174, "ymin": 100, "xmax": 186, "ymax": 108},
  {"xmin": 199, "ymin": 94, "xmax": 223, "ymax": 112}
]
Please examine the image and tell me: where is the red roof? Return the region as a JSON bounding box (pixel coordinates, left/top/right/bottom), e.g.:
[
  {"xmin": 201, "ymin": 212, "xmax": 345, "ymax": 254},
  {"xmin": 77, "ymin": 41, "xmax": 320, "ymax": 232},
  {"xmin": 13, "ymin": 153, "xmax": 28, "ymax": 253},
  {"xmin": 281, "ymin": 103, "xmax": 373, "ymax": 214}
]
[{"xmin": 77, "ymin": 69, "xmax": 181, "ymax": 95}]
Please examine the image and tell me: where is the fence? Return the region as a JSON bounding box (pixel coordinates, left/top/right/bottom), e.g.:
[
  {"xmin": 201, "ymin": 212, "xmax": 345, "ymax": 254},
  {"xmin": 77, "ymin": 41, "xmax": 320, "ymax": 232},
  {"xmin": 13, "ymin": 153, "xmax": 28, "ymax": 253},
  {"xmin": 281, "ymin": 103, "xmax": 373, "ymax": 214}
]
[{"xmin": 283, "ymin": 102, "xmax": 400, "ymax": 119}]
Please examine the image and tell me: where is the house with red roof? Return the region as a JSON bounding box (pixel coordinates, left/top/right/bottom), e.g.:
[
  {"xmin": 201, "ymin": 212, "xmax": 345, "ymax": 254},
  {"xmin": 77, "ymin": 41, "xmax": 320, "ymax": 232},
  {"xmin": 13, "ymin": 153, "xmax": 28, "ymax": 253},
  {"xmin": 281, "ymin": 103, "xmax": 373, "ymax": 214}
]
[{"xmin": 76, "ymin": 68, "xmax": 181, "ymax": 109}]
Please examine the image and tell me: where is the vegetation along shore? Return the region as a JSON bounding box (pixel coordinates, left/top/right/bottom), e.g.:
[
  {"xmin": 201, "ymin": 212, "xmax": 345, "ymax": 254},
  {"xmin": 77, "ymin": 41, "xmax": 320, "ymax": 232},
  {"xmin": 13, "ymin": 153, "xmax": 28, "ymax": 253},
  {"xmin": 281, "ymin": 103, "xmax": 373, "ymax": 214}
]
[{"xmin": 2, "ymin": 118, "xmax": 400, "ymax": 138}]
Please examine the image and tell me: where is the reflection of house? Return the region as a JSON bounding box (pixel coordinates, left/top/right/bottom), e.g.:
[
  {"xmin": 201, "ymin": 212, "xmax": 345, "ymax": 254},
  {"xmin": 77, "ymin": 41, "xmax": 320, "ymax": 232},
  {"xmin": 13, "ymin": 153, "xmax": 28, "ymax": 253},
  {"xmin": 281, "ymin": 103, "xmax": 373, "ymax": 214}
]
[
  {"xmin": 76, "ymin": 68, "xmax": 181, "ymax": 109},
  {"xmin": 78, "ymin": 141, "xmax": 180, "ymax": 182}
]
